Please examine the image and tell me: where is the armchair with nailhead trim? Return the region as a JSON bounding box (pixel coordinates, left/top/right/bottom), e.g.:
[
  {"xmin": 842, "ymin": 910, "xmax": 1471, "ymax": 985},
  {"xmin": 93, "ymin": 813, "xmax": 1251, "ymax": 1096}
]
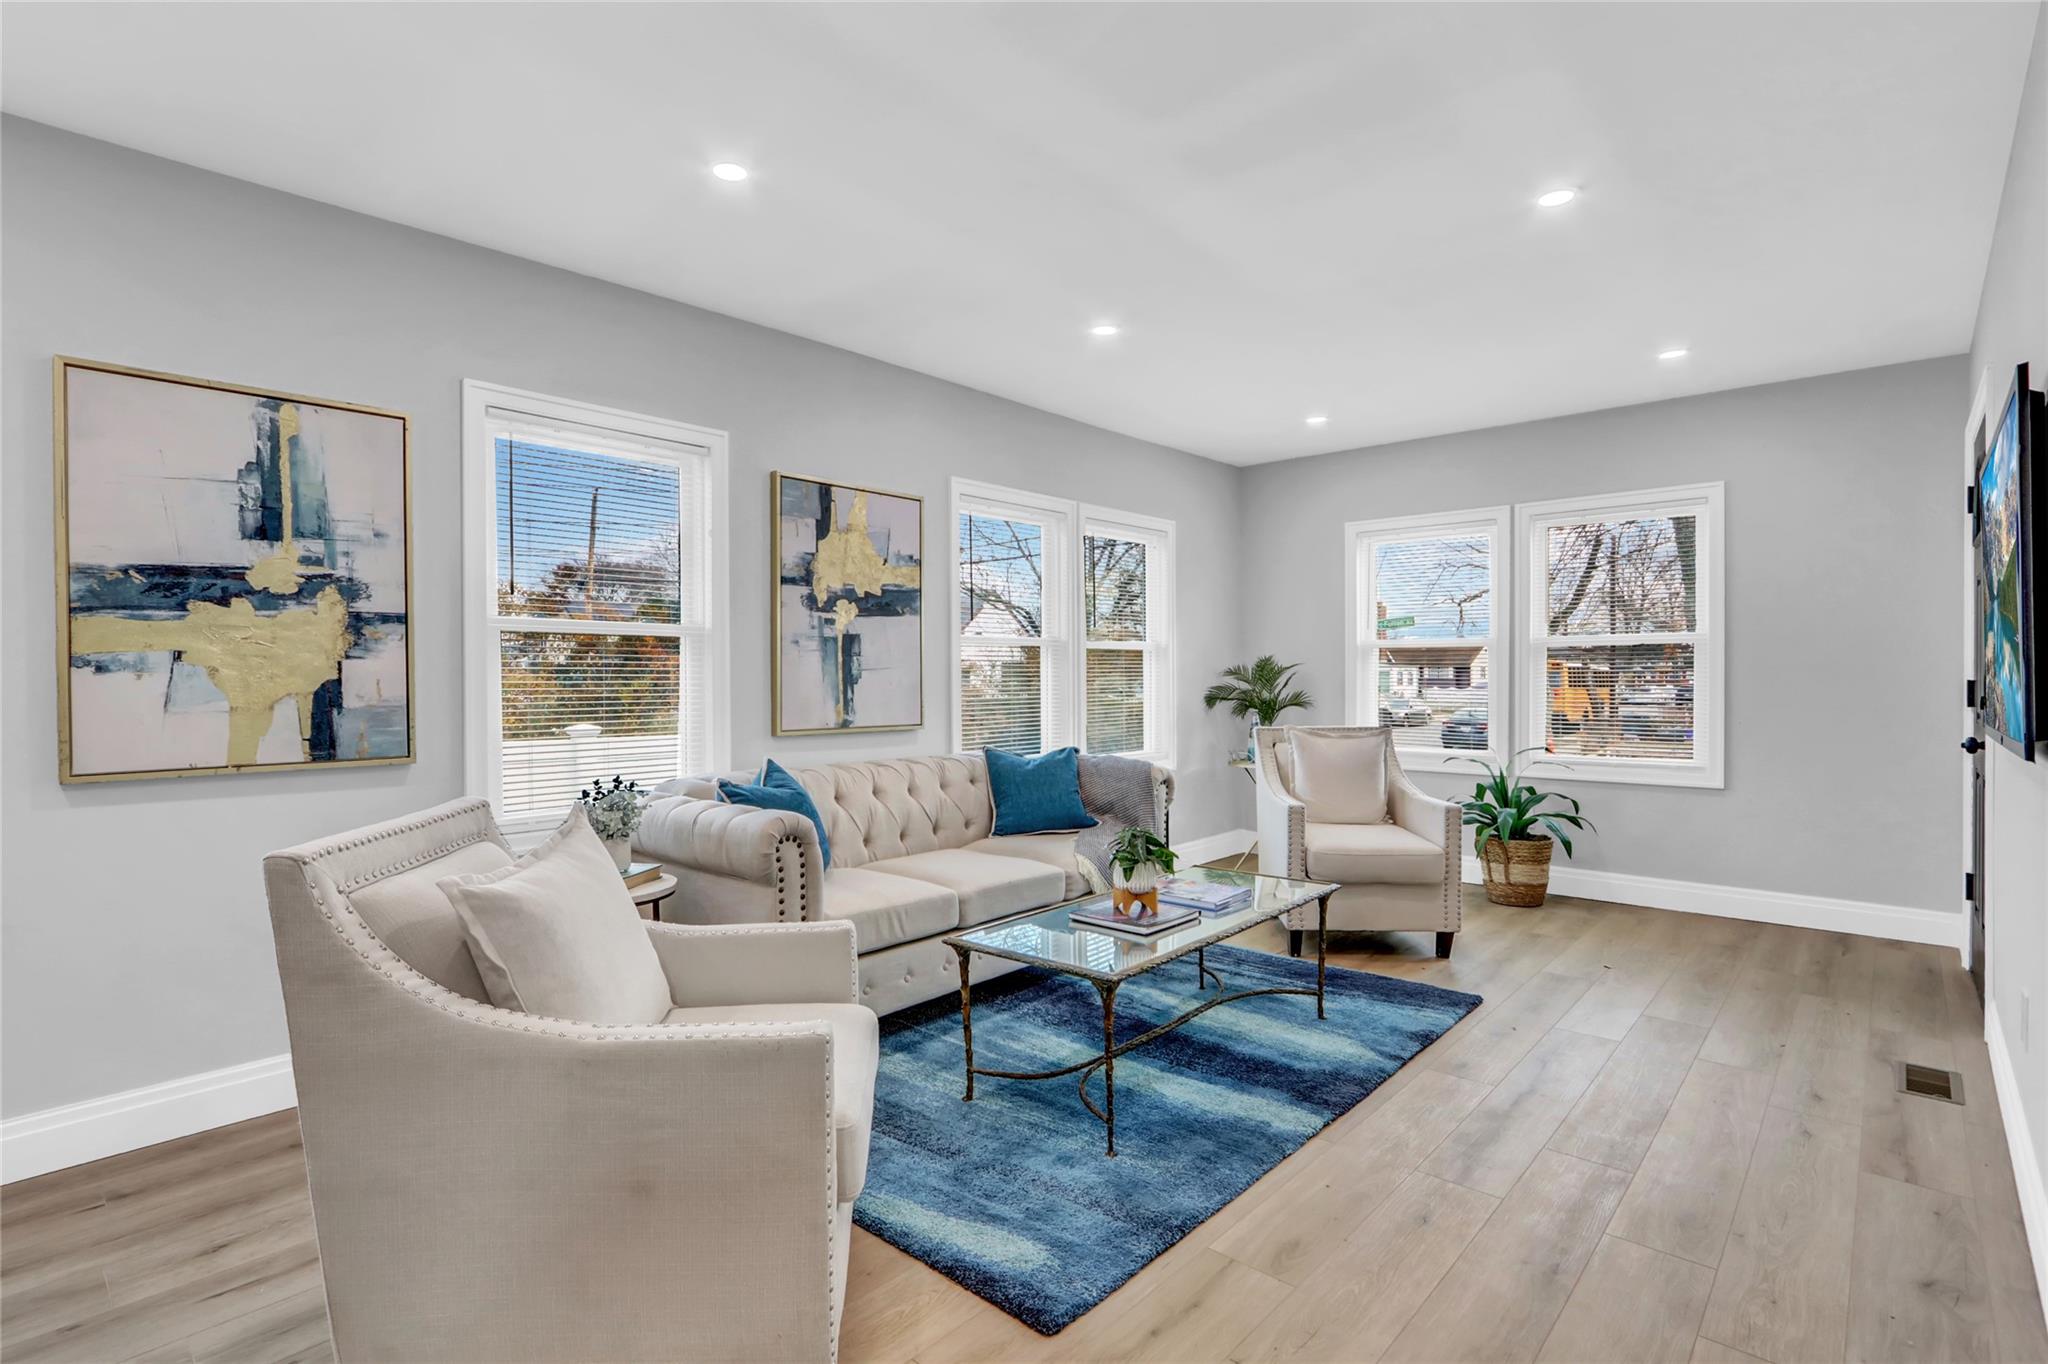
[{"xmin": 262, "ymin": 798, "xmax": 872, "ymax": 1363}]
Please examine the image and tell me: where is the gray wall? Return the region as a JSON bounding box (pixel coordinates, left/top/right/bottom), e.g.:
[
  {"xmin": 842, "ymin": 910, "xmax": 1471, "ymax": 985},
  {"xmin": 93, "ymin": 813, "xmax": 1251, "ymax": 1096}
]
[
  {"xmin": 1239, "ymin": 356, "xmax": 1967, "ymax": 912},
  {"xmin": 1968, "ymin": 0, "xmax": 2047, "ymax": 1220},
  {"xmin": 0, "ymin": 118, "xmax": 1248, "ymax": 1119}
]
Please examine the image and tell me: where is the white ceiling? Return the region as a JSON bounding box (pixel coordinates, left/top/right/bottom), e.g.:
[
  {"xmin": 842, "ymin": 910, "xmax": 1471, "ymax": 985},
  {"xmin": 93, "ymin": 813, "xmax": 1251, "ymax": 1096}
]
[{"xmin": 2, "ymin": 2, "xmax": 2037, "ymax": 464}]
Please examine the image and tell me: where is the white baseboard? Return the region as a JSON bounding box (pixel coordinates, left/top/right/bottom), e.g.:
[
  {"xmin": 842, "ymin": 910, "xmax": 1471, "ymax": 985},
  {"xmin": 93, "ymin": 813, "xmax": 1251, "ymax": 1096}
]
[
  {"xmin": 1, "ymin": 1053, "xmax": 296, "ymax": 1185},
  {"xmin": 1460, "ymin": 857, "xmax": 1966, "ymax": 950},
  {"xmin": 1174, "ymin": 827, "xmax": 1256, "ymax": 866},
  {"xmin": 1985, "ymin": 999, "xmax": 2048, "ymax": 1311}
]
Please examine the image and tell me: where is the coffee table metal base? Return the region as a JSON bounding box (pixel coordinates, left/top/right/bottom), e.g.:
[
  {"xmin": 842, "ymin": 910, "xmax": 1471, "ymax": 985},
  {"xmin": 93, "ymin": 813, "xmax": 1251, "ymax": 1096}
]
[{"xmin": 951, "ymin": 892, "xmax": 1331, "ymax": 1157}]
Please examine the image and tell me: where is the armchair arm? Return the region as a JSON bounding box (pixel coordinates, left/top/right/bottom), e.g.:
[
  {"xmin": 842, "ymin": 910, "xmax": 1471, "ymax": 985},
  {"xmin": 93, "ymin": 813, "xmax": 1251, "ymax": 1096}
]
[
  {"xmin": 1388, "ymin": 764, "xmax": 1458, "ymax": 850},
  {"xmin": 648, "ymin": 919, "xmax": 859, "ymax": 1009},
  {"xmin": 1251, "ymin": 728, "xmax": 1307, "ymax": 878},
  {"xmin": 635, "ymin": 794, "xmax": 824, "ymax": 923}
]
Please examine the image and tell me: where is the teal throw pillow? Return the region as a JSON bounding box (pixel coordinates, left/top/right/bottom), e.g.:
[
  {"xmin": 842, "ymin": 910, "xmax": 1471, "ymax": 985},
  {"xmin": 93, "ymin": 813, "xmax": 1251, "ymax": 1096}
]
[{"xmin": 985, "ymin": 746, "xmax": 1099, "ymax": 836}]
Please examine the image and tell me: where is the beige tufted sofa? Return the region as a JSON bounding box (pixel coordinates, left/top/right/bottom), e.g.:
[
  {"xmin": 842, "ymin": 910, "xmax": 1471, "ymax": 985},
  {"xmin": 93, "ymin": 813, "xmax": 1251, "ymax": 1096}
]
[
  {"xmin": 1253, "ymin": 725, "xmax": 1462, "ymax": 959},
  {"xmin": 637, "ymin": 754, "xmax": 1173, "ymax": 1015},
  {"xmin": 263, "ymin": 798, "xmax": 872, "ymax": 1362}
]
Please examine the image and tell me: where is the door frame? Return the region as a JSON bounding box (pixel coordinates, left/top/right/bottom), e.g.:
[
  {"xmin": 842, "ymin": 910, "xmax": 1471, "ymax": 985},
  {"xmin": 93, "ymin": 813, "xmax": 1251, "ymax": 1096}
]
[{"xmin": 1961, "ymin": 367, "xmax": 1996, "ymax": 977}]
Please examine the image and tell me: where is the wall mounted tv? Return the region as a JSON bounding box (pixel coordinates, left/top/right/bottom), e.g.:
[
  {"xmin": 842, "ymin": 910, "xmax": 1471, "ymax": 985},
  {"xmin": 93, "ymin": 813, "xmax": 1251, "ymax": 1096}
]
[{"xmin": 1976, "ymin": 362, "xmax": 2046, "ymax": 759}]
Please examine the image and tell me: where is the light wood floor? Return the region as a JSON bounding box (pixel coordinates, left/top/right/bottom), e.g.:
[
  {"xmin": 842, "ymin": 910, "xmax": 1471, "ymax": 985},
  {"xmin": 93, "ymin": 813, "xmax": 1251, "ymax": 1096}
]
[{"xmin": 5, "ymin": 880, "xmax": 2043, "ymax": 1364}]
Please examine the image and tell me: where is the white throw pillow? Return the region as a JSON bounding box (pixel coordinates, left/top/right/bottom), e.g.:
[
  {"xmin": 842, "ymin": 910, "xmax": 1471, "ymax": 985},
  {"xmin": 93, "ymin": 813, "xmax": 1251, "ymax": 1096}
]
[
  {"xmin": 437, "ymin": 807, "xmax": 672, "ymax": 1025},
  {"xmin": 1289, "ymin": 730, "xmax": 1391, "ymax": 825}
]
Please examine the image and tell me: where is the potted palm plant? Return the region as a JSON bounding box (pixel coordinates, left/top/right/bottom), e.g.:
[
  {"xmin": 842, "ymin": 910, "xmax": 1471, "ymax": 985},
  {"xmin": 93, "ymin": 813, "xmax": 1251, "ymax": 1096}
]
[
  {"xmin": 1202, "ymin": 655, "xmax": 1315, "ymax": 758},
  {"xmin": 1461, "ymin": 750, "xmax": 1593, "ymax": 906},
  {"xmin": 1108, "ymin": 826, "xmax": 1177, "ymax": 917}
]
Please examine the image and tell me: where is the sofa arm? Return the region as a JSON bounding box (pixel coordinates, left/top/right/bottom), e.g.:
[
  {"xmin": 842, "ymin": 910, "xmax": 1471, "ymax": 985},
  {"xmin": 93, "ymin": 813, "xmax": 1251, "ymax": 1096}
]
[
  {"xmin": 635, "ymin": 794, "xmax": 824, "ymax": 922},
  {"xmin": 1251, "ymin": 730, "xmax": 1307, "ymax": 879},
  {"xmin": 649, "ymin": 920, "xmax": 859, "ymax": 1009}
]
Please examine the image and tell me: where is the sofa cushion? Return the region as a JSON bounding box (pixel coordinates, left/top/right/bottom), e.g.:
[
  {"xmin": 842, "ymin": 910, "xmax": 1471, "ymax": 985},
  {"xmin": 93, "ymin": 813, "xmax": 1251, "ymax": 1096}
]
[
  {"xmin": 1290, "ymin": 730, "xmax": 1390, "ymax": 825},
  {"xmin": 966, "ymin": 833, "xmax": 1089, "ymax": 899},
  {"xmin": 821, "ymin": 868, "xmax": 959, "ymax": 953},
  {"xmin": 661, "ymin": 1001, "xmax": 878, "ymax": 1201},
  {"xmin": 985, "ymin": 746, "xmax": 1099, "ymax": 835},
  {"xmin": 868, "ymin": 848, "xmax": 1067, "ymax": 927},
  {"xmin": 719, "ymin": 759, "xmax": 833, "ymax": 869},
  {"xmin": 437, "ymin": 811, "xmax": 674, "ymax": 1025},
  {"xmin": 1304, "ymin": 820, "xmax": 1443, "ymax": 885},
  {"xmin": 347, "ymin": 838, "xmax": 513, "ymax": 1002}
]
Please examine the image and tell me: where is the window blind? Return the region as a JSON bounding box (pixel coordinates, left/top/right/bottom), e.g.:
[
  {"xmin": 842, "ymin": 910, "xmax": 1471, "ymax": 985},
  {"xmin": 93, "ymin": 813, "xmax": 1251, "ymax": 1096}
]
[
  {"xmin": 1540, "ymin": 513, "xmax": 1698, "ymax": 761},
  {"xmin": 487, "ymin": 408, "xmax": 711, "ymax": 825},
  {"xmin": 1360, "ymin": 524, "xmax": 1497, "ymax": 756},
  {"xmin": 1083, "ymin": 530, "xmax": 1158, "ymax": 756}
]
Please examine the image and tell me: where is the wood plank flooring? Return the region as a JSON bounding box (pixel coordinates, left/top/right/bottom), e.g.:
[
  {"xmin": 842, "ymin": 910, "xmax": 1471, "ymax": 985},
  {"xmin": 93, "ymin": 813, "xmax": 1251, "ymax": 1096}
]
[{"xmin": 4, "ymin": 877, "xmax": 2043, "ymax": 1364}]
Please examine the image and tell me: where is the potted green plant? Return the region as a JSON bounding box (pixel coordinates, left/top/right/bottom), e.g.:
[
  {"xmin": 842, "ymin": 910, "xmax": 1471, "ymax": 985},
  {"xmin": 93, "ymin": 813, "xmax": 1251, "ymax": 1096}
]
[
  {"xmin": 1202, "ymin": 655, "xmax": 1315, "ymax": 758},
  {"xmin": 579, "ymin": 774, "xmax": 646, "ymax": 872},
  {"xmin": 1460, "ymin": 750, "xmax": 1593, "ymax": 907},
  {"xmin": 1108, "ymin": 826, "xmax": 1178, "ymax": 917}
]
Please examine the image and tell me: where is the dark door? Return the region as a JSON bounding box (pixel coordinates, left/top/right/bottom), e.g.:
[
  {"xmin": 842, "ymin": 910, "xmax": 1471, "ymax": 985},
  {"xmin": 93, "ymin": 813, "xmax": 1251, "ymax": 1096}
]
[{"xmin": 1967, "ymin": 438, "xmax": 1990, "ymax": 1002}]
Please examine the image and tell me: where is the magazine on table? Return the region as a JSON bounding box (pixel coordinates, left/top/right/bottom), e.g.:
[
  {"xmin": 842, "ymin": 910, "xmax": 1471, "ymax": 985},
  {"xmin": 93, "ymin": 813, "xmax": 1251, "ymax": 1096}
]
[
  {"xmin": 1068, "ymin": 900, "xmax": 1201, "ymax": 937},
  {"xmin": 1155, "ymin": 876, "xmax": 1255, "ymax": 913}
]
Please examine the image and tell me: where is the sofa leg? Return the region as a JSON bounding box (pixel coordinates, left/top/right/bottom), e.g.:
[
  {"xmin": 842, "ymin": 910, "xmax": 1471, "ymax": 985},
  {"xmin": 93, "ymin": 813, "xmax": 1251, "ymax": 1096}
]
[
  {"xmin": 1288, "ymin": 930, "xmax": 1304, "ymax": 958},
  {"xmin": 1436, "ymin": 931, "xmax": 1456, "ymax": 959}
]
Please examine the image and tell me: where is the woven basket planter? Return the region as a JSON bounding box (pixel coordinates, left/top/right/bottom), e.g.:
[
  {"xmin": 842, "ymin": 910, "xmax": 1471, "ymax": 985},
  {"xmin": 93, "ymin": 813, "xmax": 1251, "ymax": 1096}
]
[{"xmin": 1480, "ymin": 838, "xmax": 1555, "ymax": 907}]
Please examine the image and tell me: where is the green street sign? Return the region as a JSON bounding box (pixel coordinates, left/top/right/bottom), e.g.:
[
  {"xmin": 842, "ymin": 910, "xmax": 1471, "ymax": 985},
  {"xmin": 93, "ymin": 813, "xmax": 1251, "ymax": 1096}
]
[{"xmin": 1379, "ymin": 614, "xmax": 1416, "ymax": 631}]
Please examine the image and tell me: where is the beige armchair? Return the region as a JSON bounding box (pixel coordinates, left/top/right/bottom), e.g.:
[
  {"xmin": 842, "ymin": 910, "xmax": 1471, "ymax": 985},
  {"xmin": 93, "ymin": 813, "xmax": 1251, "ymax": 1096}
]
[
  {"xmin": 1253, "ymin": 726, "xmax": 1462, "ymax": 958},
  {"xmin": 263, "ymin": 798, "xmax": 874, "ymax": 1363}
]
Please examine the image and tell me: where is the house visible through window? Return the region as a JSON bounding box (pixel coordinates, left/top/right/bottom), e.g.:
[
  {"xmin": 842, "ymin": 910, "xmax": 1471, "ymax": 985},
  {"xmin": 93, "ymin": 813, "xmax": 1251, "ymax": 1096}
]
[
  {"xmin": 952, "ymin": 481, "xmax": 1173, "ymax": 764},
  {"xmin": 1520, "ymin": 483, "xmax": 1723, "ymax": 787},
  {"xmin": 465, "ymin": 383, "xmax": 727, "ymax": 834},
  {"xmin": 1346, "ymin": 507, "xmax": 1509, "ymax": 768}
]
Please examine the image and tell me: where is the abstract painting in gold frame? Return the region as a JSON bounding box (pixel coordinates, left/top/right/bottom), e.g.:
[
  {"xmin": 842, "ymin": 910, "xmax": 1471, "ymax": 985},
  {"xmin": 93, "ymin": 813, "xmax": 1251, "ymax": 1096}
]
[
  {"xmin": 772, "ymin": 471, "xmax": 923, "ymax": 735},
  {"xmin": 54, "ymin": 357, "xmax": 415, "ymax": 782}
]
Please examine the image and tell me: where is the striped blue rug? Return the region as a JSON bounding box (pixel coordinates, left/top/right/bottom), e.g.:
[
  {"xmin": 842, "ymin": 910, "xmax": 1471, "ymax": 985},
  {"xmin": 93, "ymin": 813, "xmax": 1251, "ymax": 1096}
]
[{"xmin": 852, "ymin": 945, "xmax": 1480, "ymax": 1333}]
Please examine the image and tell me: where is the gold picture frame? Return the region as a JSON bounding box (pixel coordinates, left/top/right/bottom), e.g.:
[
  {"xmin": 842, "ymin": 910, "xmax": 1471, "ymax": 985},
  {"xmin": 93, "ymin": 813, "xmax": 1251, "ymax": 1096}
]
[
  {"xmin": 54, "ymin": 356, "xmax": 416, "ymax": 783},
  {"xmin": 771, "ymin": 470, "xmax": 924, "ymax": 736}
]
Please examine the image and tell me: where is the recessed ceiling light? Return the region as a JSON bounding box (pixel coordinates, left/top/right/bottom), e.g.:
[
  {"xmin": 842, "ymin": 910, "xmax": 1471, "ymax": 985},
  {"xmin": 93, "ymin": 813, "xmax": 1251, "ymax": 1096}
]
[
  {"xmin": 711, "ymin": 162, "xmax": 750, "ymax": 182},
  {"xmin": 1536, "ymin": 187, "xmax": 1578, "ymax": 208},
  {"xmin": 1089, "ymin": 323, "xmax": 1121, "ymax": 337},
  {"xmin": 1305, "ymin": 414, "xmax": 1329, "ymax": 426},
  {"xmin": 1658, "ymin": 347, "xmax": 1690, "ymax": 361}
]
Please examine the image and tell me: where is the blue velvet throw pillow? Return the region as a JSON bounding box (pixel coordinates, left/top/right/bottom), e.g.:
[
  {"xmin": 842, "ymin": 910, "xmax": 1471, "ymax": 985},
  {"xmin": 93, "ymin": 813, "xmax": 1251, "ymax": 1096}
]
[
  {"xmin": 985, "ymin": 746, "xmax": 1099, "ymax": 836},
  {"xmin": 718, "ymin": 758, "xmax": 833, "ymax": 869}
]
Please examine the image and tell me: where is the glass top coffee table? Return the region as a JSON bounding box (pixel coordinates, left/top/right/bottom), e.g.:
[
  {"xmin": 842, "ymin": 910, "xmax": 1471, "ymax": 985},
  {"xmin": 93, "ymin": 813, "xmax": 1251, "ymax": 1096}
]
[{"xmin": 944, "ymin": 865, "xmax": 1339, "ymax": 1156}]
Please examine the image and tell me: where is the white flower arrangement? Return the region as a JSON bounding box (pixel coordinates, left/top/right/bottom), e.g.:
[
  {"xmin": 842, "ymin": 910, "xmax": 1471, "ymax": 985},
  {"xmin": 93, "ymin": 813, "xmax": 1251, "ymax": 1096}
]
[{"xmin": 578, "ymin": 775, "xmax": 645, "ymax": 842}]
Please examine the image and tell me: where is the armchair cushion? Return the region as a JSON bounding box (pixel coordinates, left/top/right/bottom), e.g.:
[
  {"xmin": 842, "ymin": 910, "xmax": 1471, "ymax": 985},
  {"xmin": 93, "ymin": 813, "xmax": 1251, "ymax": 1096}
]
[
  {"xmin": 1290, "ymin": 729, "xmax": 1390, "ymax": 824},
  {"xmin": 1304, "ymin": 821, "xmax": 1445, "ymax": 884},
  {"xmin": 822, "ymin": 868, "xmax": 959, "ymax": 952},
  {"xmin": 438, "ymin": 810, "xmax": 672, "ymax": 1025},
  {"xmin": 660, "ymin": 1000, "xmax": 878, "ymax": 1201},
  {"xmin": 346, "ymin": 838, "xmax": 511, "ymax": 1002},
  {"xmin": 870, "ymin": 848, "xmax": 1067, "ymax": 927}
]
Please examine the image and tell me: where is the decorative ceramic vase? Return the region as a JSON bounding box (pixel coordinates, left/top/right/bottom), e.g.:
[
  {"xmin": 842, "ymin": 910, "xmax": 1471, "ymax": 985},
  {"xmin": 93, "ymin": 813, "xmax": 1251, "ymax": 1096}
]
[
  {"xmin": 1112, "ymin": 861, "xmax": 1164, "ymax": 916},
  {"xmin": 605, "ymin": 835, "xmax": 633, "ymax": 873},
  {"xmin": 1480, "ymin": 837, "xmax": 1554, "ymax": 907}
]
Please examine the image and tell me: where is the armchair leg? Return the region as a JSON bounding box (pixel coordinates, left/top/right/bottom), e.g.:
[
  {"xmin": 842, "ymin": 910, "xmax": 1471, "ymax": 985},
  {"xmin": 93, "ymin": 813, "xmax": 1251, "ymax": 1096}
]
[
  {"xmin": 1436, "ymin": 931, "xmax": 1456, "ymax": 959},
  {"xmin": 1288, "ymin": 930, "xmax": 1304, "ymax": 958}
]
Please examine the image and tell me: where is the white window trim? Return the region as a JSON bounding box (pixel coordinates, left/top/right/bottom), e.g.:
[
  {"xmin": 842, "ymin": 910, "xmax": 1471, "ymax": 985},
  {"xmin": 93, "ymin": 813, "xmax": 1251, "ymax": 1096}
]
[
  {"xmin": 1515, "ymin": 481, "xmax": 1725, "ymax": 789},
  {"xmin": 461, "ymin": 380, "xmax": 731, "ymax": 836},
  {"xmin": 948, "ymin": 478, "xmax": 1177, "ymax": 767},
  {"xmin": 1343, "ymin": 505, "xmax": 1512, "ymax": 772}
]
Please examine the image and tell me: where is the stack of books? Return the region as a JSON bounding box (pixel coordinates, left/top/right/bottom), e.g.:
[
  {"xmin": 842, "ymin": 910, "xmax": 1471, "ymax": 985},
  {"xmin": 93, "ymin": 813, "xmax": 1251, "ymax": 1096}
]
[
  {"xmin": 1069, "ymin": 900, "xmax": 1200, "ymax": 938},
  {"xmin": 621, "ymin": 861, "xmax": 663, "ymax": 889},
  {"xmin": 1156, "ymin": 877, "xmax": 1254, "ymax": 914}
]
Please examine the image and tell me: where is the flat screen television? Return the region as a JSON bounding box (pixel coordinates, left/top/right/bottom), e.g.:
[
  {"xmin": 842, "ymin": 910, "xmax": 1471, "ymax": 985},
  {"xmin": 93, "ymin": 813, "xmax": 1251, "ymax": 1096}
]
[{"xmin": 1977, "ymin": 362, "xmax": 2045, "ymax": 758}]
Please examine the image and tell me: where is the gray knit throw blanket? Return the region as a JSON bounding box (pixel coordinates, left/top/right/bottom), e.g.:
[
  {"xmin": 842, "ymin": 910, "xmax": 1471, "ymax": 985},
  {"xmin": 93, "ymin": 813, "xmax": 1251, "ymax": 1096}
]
[{"xmin": 1074, "ymin": 753, "xmax": 1164, "ymax": 887}]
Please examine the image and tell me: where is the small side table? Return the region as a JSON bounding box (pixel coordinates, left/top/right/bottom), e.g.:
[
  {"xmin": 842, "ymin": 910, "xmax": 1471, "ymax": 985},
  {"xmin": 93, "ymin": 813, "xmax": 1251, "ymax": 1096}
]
[
  {"xmin": 630, "ymin": 872, "xmax": 679, "ymax": 922},
  {"xmin": 1226, "ymin": 757, "xmax": 1258, "ymax": 872}
]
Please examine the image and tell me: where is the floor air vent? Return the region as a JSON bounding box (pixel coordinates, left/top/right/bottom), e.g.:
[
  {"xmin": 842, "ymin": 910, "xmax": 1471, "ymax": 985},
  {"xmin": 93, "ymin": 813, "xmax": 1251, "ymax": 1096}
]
[{"xmin": 1894, "ymin": 1061, "xmax": 1965, "ymax": 1105}]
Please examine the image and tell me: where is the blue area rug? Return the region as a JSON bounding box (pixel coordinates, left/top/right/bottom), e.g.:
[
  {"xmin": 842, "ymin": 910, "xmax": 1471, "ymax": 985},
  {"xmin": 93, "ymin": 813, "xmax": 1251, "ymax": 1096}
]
[{"xmin": 852, "ymin": 944, "xmax": 1481, "ymax": 1333}]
